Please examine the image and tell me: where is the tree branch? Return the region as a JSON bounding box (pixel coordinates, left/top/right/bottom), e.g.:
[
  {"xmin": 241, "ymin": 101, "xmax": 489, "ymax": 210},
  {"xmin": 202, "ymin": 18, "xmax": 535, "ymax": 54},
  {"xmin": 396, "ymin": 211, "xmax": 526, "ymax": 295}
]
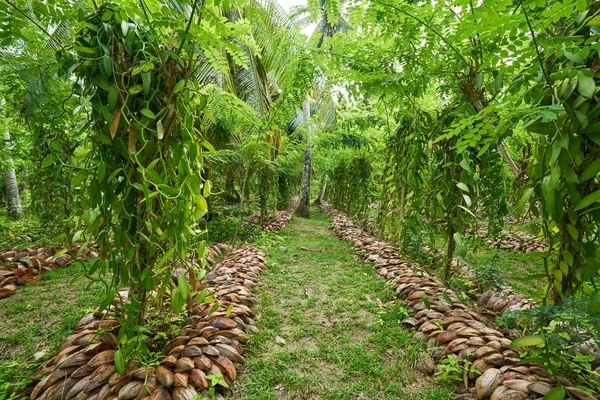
[
  {"xmin": 177, "ymin": 0, "xmax": 202, "ymax": 55},
  {"xmin": 371, "ymin": 0, "xmax": 470, "ymax": 66},
  {"xmin": 4, "ymin": 0, "xmax": 65, "ymax": 51},
  {"xmin": 519, "ymin": 0, "xmax": 551, "ymax": 88}
]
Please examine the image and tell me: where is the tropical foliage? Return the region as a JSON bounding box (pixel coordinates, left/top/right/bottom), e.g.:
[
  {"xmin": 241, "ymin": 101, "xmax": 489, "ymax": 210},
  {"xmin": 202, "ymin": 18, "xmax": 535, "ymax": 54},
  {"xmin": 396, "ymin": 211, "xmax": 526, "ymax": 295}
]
[{"xmin": 1, "ymin": 0, "xmax": 600, "ymax": 397}]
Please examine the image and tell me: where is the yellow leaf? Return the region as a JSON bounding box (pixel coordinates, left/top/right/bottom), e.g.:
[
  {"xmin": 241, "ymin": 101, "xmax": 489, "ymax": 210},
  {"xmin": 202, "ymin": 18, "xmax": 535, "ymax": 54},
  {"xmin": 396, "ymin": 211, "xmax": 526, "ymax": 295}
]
[
  {"xmin": 587, "ymin": 15, "xmax": 600, "ymax": 27},
  {"xmin": 110, "ymin": 109, "xmax": 121, "ymax": 139},
  {"xmin": 129, "ymin": 125, "xmax": 138, "ymax": 154},
  {"xmin": 157, "ymin": 120, "xmax": 164, "ymax": 140}
]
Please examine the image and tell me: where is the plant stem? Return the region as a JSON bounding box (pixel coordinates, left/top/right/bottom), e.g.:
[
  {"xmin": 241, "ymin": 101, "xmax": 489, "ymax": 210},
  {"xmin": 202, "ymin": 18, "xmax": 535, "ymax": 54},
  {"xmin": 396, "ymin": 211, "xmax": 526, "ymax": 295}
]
[
  {"xmin": 177, "ymin": 0, "xmax": 201, "ymax": 55},
  {"xmin": 371, "ymin": 0, "xmax": 469, "ymax": 66},
  {"xmin": 519, "ymin": 0, "xmax": 551, "ymax": 88},
  {"xmin": 4, "ymin": 0, "xmax": 65, "ymax": 50}
]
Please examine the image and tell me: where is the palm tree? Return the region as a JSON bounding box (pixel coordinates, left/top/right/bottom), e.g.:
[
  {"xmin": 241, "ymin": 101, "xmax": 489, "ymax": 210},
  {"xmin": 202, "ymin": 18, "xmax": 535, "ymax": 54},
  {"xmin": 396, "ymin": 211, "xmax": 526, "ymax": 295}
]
[
  {"xmin": 195, "ymin": 0, "xmax": 317, "ymax": 220},
  {"xmin": 1, "ymin": 108, "xmax": 23, "ymax": 219},
  {"xmin": 290, "ymin": 0, "xmax": 346, "ymax": 217},
  {"xmin": 289, "ymin": 0, "xmax": 351, "ymax": 49}
]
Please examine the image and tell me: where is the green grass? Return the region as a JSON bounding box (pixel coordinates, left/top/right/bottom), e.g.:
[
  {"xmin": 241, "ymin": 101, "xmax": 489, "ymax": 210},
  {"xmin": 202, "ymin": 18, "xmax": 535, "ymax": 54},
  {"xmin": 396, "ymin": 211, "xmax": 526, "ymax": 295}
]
[
  {"xmin": 0, "ymin": 261, "xmax": 107, "ymax": 397},
  {"xmin": 0, "ymin": 211, "xmax": 66, "ymax": 250},
  {"xmin": 234, "ymin": 208, "xmax": 454, "ymax": 400},
  {"xmin": 468, "ymin": 247, "xmax": 545, "ymax": 298}
]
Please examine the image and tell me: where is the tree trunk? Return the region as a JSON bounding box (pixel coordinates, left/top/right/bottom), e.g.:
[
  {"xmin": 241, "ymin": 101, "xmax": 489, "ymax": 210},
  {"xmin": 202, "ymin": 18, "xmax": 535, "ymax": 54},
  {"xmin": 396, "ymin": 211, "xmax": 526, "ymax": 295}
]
[
  {"xmin": 443, "ymin": 225, "xmax": 456, "ymax": 281},
  {"xmin": 3, "ymin": 131, "xmax": 23, "ymax": 220},
  {"xmin": 314, "ymin": 173, "xmax": 327, "ymax": 205},
  {"xmin": 399, "ymin": 182, "xmax": 407, "ymax": 220},
  {"xmin": 232, "ymin": 164, "xmax": 251, "ymax": 245},
  {"xmin": 497, "ymin": 141, "xmax": 520, "ymax": 176},
  {"xmin": 296, "ymin": 97, "xmax": 312, "ymax": 218},
  {"xmin": 296, "ymin": 144, "xmax": 312, "ymax": 218}
]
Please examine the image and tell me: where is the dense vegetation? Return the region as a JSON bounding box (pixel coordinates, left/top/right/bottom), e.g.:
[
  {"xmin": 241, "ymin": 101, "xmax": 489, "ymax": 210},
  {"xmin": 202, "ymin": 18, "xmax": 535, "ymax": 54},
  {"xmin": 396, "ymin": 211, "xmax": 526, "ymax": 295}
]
[{"xmin": 1, "ymin": 0, "xmax": 600, "ymax": 399}]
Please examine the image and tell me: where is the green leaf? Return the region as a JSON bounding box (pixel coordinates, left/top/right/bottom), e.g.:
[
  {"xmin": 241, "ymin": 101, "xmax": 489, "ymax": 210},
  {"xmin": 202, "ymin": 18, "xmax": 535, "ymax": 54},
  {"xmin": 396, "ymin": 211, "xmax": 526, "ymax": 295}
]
[
  {"xmin": 456, "ymin": 182, "xmax": 469, "ymax": 192},
  {"xmin": 42, "ymin": 154, "xmax": 56, "ymax": 168},
  {"xmin": 197, "ymin": 288, "xmax": 208, "ymax": 305},
  {"xmin": 188, "ymin": 175, "xmax": 201, "ymax": 196},
  {"xmin": 422, "ymin": 296, "xmax": 431, "ymax": 310},
  {"xmin": 458, "ymin": 205, "xmax": 476, "ymax": 218},
  {"xmin": 580, "ymin": 158, "xmax": 600, "ymax": 182},
  {"xmin": 171, "ymin": 288, "xmax": 185, "ymax": 314},
  {"xmin": 114, "ymin": 349, "xmax": 125, "ymax": 374},
  {"xmin": 577, "ymin": 69, "xmax": 596, "ymax": 98},
  {"xmin": 517, "ymin": 187, "xmax": 535, "ymax": 208},
  {"xmin": 462, "ymin": 194, "xmax": 472, "ymax": 207},
  {"xmin": 540, "ymin": 111, "xmax": 557, "ymax": 120},
  {"xmin": 142, "ymin": 73, "xmax": 151, "ymax": 96},
  {"xmin": 146, "ymin": 168, "xmax": 164, "ymax": 184},
  {"xmin": 441, "ymin": 292, "xmax": 454, "ymax": 306},
  {"xmin": 71, "ymin": 170, "xmax": 88, "ymax": 188},
  {"xmin": 98, "ymin": 161, "xmax": 107, "ymax": 182},
  {"xmin": 587, "ymin": 15, "xmax": 600, "ymax": 27},
  {"xmin": 121, "ymin": 19, "xmax": 129, "ymax": 36},
  {"xmin": 510, "ymin": 335, "xmax": 545, "ymax": 348},
  {"xmin": 140, "ymin": 108, "xmax": 156, "ymax": 119},
  {"xmin": 108, "ymin": 85, "xmax": 118, "ymax": 110},
  {"xmin": 102, "ymin": 55, "xmax": 112, "ymax": 78},
  {"xmin": 459, "ymin": 160, "xmax": 472, "ymax": 173},
  {"xmin": 526, "ymin": 122, "xmax": 556, "ymax": 135},
  {"xmin": 129, "ymin": 84, "xmax": 143, "ymax": 95},
  {"xmin": 178, "ymin": 274, "xmax": 189, "ymax": 299},
  {"xmin": 583, "ymin": 260, "xmax": 600, "ymax": 281},
  {"xmin": 198, "ymin": 95, "xmax": 207, "ymax": 111},
  {"xmin": 543, "ymin": 387, "xmax": 565, "ymax": 400},
  {"xmin": 566, "ymin": 224, "xmax": 579, "ymax": 240},
  {"xmin": 156, "ymin": 248, "xmax": 174, "ymax": 271},
  {"xmin": 573, "ymin": 354, "xmax": 596, "ymax": 362},
  {"xmin": 542, "ymin": 175, "xmax": 555, "ymax": 217},
  {"xmin": 158, "ymin": 184, "xmax": 178, "ymax": 197},
  {"xmin": 494, "ymin": 73, "xmax": 504, "ymax": 92},
  {"xmin": 208, "ymin": 302, "xmax": 220, "ymax": 316},
  {"xmin": 475, "ymin": 72, "xmax": 484, "ymax": 90},
  {"xmin": 574, "ymin": 190, "xmax": 600, "ymax": 211},
  {"xmin": 173, "ymin": 79, "xmax": 185, "ymax": 93}
]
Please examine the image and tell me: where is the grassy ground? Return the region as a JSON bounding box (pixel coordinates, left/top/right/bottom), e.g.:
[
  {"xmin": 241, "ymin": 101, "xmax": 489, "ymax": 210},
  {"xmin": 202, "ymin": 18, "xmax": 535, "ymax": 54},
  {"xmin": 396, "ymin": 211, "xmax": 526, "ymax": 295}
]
[
  {"xmin": 0, "ymin": 212, "xmax": 66, "ymax": 250},
  {"xmin": 468, "ymin": 247, "xmax": 545, "ymax": 298},
  {"xmin": 364, "ymin": 209, "xmax": 545, "ymax": 299},
  {"xmin": 234, "ymin": 208, "xmax": 454, "ymax": 400},
  {"xmin": 0, "ymin": 261, "xmax": 106, "ymax": 397}
]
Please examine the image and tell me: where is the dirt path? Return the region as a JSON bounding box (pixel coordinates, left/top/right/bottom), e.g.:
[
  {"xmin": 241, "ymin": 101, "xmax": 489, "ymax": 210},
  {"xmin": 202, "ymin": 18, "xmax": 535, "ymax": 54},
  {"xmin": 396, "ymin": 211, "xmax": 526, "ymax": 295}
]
[{"xmin": 233, "ymin": 209, "xmax": 453, "ymax": 400}]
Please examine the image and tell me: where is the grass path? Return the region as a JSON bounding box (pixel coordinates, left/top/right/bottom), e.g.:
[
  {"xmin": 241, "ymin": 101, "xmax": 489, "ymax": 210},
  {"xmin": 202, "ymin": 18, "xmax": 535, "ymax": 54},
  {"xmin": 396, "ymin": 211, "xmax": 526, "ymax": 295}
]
[
  {"xmin": 234, "ymin": 209, "xmax": 453, "ymax": 400},
  {"xmin": 0, "ymin": 261, "xmax": 105, "ymax": 395}
]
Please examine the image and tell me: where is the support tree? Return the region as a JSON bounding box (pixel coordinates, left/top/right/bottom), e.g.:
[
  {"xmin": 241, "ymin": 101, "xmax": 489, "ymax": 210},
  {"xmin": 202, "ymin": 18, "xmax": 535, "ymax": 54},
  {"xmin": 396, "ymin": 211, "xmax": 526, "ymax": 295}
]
[
  {"xmin": 296, "ymin": 97, "xmax": 312, "ymax": 218},
  {"xmin": 2, "ymin": 131, "xmax": 23, "ymax": 220}
]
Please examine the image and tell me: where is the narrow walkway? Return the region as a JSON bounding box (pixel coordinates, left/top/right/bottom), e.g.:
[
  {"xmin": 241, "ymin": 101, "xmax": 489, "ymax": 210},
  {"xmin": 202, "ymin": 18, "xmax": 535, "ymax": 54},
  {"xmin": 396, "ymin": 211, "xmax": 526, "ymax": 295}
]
[{"xmin": 234, "ymin": 209, "xmax": 453, "ymax": 399}]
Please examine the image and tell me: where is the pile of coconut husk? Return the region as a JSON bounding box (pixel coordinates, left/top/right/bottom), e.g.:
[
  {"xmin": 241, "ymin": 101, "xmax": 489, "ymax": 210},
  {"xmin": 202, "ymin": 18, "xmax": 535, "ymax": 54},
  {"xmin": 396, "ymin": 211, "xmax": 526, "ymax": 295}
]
[
  {"xmin": 170, "ymin": 243, "xmax": 231, "ymax": 283},
  {"xmin": 319, "ymin": 202, "xmax": 598, "ymax": 400},
  {"xmin": 30, "ymin": 243, "xmax": 266, "ymax": 400},
  {"xmin": 0, "ymin": 245, "xmax": 99, "ymax": 299},
  {"xmin": 247, "ymin": 198, "xmax": 297, "ymax": 232},
  {"xmin": 452, "ymin": 262, "xmax": 538, "ymax": 316},
  {"xmin": 419, "ymin": 215, "xmax": 546, "ymax": 254},
  {"xmin": 470, "ymin": 225, "xmax": 546, "ymax": 253}
]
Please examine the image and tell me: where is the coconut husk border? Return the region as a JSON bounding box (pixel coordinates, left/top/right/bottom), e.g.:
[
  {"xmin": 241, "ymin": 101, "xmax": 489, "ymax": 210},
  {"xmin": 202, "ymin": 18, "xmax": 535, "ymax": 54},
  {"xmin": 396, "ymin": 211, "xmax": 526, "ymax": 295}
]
[
  {"xmin": 319, "ymin": 202, "xmax": 598, "ymax": 400},
  {"xmin": 247, "ymin": 198, "xmax": 297, "ymax": 232},
  {"xmin": 0, "ymin": 244, "xmax": 100, "ymax": 299},
  {"xmin": 29, "ymin": 242, "xmax": 265, "ymax": 400}
]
